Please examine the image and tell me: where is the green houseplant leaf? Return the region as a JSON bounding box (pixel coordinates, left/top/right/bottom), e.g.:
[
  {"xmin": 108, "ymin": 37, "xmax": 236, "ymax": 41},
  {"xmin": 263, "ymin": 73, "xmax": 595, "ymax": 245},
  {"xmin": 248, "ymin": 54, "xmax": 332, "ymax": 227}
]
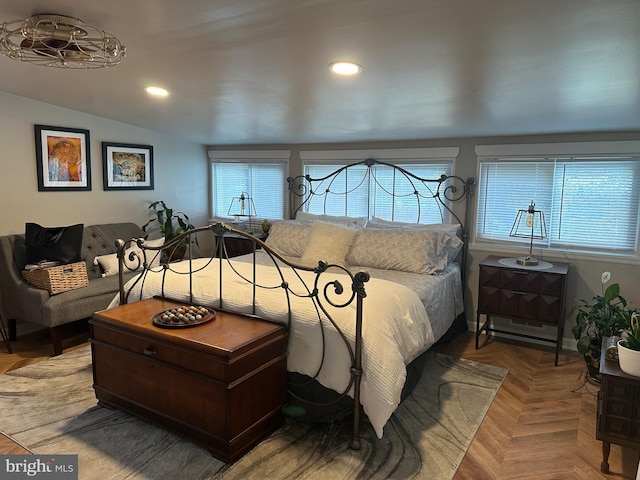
[
  {"xmin": 142, "ymin": 200, "xmax": 197, "ymax": 245},
  {"xmin": 572, "ymin": 272, "xmax": 630, "ymax": 356},
  {"xmin": 620, "ymin": 312, "xmax": 640, "ymax": 351}
]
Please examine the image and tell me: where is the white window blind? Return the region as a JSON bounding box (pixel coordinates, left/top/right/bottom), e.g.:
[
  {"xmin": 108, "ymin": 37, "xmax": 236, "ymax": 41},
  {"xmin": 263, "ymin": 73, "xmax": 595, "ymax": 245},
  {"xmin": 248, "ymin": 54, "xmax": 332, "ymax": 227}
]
[
  {"xmin": 476, "ymin": 148, "xmax": 640, "ymax": 255},
  {"xmin": 550, "ymin": 160, "xmax": 640, "ymax": 252},
  {"xmin": 209, "ymin": 150, "xmax": 289, "ymax": 220}
]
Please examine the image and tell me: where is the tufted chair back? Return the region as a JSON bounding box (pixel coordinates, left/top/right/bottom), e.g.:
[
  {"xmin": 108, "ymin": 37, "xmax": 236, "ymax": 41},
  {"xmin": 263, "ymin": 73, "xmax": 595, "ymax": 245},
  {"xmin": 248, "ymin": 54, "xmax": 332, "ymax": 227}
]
[{"xmin": 81, "ymin": 223, "xmax": 145, "ymax": 279}]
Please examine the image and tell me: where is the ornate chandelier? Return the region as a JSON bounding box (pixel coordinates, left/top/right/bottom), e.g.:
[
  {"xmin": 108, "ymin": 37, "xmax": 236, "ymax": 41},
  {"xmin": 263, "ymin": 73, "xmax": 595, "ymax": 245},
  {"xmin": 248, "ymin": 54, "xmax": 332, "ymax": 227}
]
[{"xmin": 0, "ymin": 14, "xmax": 125, "ymax": 69}]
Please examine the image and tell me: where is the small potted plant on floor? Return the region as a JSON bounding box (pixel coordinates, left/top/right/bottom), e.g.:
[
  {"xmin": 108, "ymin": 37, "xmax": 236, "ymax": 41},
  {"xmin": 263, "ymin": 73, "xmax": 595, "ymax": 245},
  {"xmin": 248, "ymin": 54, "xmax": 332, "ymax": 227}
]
[
  {"xmin": 142, "ymin": 200, "xmax": 197, "ymax": 260},
  {"xmin": 572, "ymin": 272, "xmax": 631, "ymax": 382},
  {"xmin": 618, "ymin": 312, "xmax": 640, "ymax": 377}
]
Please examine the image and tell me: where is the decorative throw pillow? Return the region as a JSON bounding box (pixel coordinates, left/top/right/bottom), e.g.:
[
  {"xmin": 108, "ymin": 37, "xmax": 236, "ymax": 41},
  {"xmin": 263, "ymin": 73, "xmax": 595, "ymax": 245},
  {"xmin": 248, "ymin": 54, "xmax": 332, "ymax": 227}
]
[
  {"xmin": 367, "ymin": 217, "xmax": 461, "ymax": 236},
  {"xmin": 346, "ymin": 228, "xmax": 462, "ymax": 274},
  {"xmin": 295, "ymin": 211, "xmax": 368, "ymax": 228},
  {"xmin": 299, "ymin": 221, "xmax": 359, "ymax": 268},
  {"xmin": 93, "ymin": 253, "xmax": 119, "ymax": 277},
  {"xmin": 264, "ymin": 221, "xmax": 312, "ymax": 257},
  {"xmin": 94, "ymin": 237, "xmax": 164, "ymax": 277}
]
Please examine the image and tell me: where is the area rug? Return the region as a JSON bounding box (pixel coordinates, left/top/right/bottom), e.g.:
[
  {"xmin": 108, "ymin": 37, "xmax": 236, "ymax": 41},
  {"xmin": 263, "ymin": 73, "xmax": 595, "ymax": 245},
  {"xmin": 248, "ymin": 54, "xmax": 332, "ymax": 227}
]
[{"xmin": 0, "ymin": 347, "xmax": 507, "ymax": 480}]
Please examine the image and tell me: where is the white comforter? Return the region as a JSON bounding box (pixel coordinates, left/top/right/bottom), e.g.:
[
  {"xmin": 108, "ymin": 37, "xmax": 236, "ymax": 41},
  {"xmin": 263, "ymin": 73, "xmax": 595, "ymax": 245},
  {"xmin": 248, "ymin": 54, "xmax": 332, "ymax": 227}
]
[{"xmin": 109, "ymin": 257, "xmax": 437, "ymax": 438}]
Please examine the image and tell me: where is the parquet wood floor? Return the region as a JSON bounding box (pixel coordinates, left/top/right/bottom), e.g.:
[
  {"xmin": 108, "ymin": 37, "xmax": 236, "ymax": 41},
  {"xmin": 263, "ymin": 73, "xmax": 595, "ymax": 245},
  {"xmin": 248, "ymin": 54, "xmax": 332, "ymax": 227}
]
[
  {"xmin": 1, "ymin": 323, "xmax": 638, "ymax": 479},
  {"xmin": 434, "ymin": 333, "xmax": 640, "ymax": 480}
]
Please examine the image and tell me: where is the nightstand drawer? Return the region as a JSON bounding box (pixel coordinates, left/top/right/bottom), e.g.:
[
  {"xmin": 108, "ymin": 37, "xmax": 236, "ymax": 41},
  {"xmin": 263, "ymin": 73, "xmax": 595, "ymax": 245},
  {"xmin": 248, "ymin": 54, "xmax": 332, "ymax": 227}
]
[
  {"xmin": 499, "ymin": 288, "xmax": 538, "ymax": 320},
  {"xmin": 482, "ymin": 268, "xmax": 565, "ymax": 296},
  {"xmin": 607, "ymin": 378, "xmax": 638, "ymax": 400}
]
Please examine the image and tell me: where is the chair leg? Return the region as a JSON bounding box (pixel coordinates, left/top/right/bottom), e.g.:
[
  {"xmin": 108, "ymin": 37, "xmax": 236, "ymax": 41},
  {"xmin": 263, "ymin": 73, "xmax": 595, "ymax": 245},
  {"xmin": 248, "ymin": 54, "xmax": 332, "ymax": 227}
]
[
  {"xmin": 8, "ymin": 318, "xmax": 17, "ymax": 341},
  {"xmin": 50, "ymin": 326, "xmax": 63, "ymax": 356},
  {"xmin": 0, "ymin": 313, "xmax": 12, "ymax": 354}
]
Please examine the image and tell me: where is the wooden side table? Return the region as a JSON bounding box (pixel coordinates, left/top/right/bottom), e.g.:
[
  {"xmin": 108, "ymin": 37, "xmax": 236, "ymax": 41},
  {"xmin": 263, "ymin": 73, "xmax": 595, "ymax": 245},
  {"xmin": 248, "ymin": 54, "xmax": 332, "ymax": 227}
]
[
  {"xmin": 476, "ymin": 255, "xmax": 569, "ymax": 365},
  {"xmin": 597, "ymin": 342, "xmax": 640, "ymax": 474}
]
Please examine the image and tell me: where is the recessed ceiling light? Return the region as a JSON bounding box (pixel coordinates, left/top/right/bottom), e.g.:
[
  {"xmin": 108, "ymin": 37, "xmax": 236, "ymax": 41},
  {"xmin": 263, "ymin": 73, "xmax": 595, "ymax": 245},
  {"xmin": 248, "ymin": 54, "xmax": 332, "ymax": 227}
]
[
  {"xmin": 329, "ymin": 61, "xmax": 362, "ymax": 75},
  {"xmin": 145, "ymin": 86, "xmax": 169, "ymax": 97}
]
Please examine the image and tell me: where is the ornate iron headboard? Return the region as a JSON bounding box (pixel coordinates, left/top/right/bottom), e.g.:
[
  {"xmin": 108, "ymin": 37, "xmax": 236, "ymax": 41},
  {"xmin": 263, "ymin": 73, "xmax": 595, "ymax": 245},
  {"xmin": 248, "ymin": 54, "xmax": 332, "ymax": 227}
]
[
  {"xmin": 287, "ymin": 158, "xmax": 476, "ymax": 282},
  {"xmin": 288, "ymin": 157, "xmax": 474, "ymax": 229}
]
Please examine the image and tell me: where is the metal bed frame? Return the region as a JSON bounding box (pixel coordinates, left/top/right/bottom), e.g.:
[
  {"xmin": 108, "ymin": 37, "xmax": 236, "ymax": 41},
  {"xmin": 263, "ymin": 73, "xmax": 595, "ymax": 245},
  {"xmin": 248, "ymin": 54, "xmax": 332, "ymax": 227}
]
[{"xmin": 117, "ymin": 159, "xmax": 475, "ymax": 449}]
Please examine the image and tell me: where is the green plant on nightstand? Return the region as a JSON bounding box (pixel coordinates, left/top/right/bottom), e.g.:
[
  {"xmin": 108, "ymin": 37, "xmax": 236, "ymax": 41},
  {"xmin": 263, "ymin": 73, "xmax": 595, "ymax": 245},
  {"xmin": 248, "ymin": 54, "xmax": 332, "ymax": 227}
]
[
  {"xmin": 618, "ymin": 312, "xmax": 640, "ymax": 377},
  {"xmin": 620, "ymin": 312, "xmax": 640, "ymax": 351},
  {"xmin": 572, "ymin": 271, "xmax": 631, "ymax": 382}
]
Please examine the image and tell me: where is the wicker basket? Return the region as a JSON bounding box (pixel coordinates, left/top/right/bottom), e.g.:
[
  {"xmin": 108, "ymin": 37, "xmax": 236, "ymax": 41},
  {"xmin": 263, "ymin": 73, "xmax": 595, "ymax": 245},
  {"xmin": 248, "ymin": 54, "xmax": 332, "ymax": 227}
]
[{"xmin": 22, "ymin": 261, "xmax": 89, "ymax": 295}]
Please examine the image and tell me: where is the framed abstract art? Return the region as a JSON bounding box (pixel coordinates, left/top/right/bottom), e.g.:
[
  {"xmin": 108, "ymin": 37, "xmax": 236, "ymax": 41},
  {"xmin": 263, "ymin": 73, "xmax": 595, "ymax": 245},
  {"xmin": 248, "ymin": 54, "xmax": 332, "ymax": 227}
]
[
  {"xmin": 34, "ymin": 124, "xmax": 91, "ymax": 191},
  {"xmin": 102, "ymin": 142, "xmax": 154, "ymax": 191}
]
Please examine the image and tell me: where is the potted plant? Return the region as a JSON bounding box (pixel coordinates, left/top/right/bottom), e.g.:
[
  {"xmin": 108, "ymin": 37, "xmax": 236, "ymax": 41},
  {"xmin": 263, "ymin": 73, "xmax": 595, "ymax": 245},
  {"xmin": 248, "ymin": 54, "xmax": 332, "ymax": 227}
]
[
  {"xmin": 572, "ymin": 272, "xmax": 630, "ymax": 382},
  {"xmin": 142, "ymin": 200, "xmax": 197, "ymax": 260},
  {"xmin": 618, "ymin": 312, "xmax": 640, "ymax": 377}
]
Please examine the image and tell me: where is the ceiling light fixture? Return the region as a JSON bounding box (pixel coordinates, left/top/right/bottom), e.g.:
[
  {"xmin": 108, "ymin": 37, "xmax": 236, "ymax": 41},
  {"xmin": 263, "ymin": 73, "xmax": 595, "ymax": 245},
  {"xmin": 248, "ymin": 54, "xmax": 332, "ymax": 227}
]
[
  {"xmin": 0, "ymin": 14, "xmax": 125, "ymax": 69},
  {"xmin": 329, "ymin": 61, "xmax": 362, "ymax": 75},
  {"xmin": 145, "ymin": 86, "xmax": 169, "ymax": 97}
]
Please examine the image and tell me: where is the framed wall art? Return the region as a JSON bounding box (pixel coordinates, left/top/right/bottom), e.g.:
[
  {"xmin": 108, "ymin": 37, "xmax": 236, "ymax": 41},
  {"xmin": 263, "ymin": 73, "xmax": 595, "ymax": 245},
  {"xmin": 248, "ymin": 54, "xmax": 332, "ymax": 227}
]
[
  {"xmin": 102, "ymin": 142, "xmax": 154, "ymax": 190},
  {"xmin": 34, "ymin": 124, "xmax": 91, "ymax": 191}
]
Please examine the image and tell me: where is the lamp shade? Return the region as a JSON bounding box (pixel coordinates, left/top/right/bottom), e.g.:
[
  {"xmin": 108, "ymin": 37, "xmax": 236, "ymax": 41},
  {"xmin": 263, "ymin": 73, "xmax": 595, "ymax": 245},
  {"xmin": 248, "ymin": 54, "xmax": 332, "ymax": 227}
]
[{"xmin": 227, "ymin": 192, "xmax": 256, "ymax": 218}]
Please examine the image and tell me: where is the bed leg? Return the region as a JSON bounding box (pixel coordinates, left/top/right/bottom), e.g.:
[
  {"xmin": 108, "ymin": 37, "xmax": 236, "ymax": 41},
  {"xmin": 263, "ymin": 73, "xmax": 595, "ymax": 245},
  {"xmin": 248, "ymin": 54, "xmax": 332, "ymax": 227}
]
[
  {"xmin": 350, "ymin": 367, "xmax": 362, "ymax": 450},
  {"xmin": 350, "ymin": 282, "xmax": 367, "ymax": 450}
]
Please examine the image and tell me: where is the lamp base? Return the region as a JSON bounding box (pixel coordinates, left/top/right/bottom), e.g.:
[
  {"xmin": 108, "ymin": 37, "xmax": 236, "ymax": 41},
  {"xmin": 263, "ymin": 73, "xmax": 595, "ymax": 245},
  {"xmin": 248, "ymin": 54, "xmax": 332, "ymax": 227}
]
[{"xmin": 516, "ymin": 256, "xmax": 539, "ymax": 266}]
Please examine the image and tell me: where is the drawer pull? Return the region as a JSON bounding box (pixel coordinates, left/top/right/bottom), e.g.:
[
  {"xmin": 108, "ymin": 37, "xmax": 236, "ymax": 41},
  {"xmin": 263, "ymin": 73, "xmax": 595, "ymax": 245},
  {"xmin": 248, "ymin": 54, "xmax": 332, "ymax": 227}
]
[
  {"xmin": 512, "ymin": 290, "xmax": 527, "ymax": 295},
  {"xmin": 513, "ymin": 271, "xmax": 529, "ymax": 275},
  {"xmin": 143, "ymin": 347, "xmax": 157, "ymax": 356}
]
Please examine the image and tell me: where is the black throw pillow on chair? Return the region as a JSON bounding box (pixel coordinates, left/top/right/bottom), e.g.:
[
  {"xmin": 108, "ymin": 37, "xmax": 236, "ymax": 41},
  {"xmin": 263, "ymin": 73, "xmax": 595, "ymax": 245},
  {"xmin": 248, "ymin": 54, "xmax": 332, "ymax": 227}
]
[{"xmin": 24, "ymin": 223, "xmax": 84, "ymax": 264}]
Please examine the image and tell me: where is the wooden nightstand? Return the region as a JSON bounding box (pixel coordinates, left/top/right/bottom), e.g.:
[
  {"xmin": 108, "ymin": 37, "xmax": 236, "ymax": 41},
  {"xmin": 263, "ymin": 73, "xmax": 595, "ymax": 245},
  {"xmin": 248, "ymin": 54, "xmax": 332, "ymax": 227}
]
[
  {"xmin": 476, "ymin": 255, "xmax": 569, "ymax": 365},
  {"xmin": 217, "ymin": 232, "xmax": 267, "ymax": 258},
  {"xmin": 597, "ymin": 342, "xmax": 640, "ymax": 474}
]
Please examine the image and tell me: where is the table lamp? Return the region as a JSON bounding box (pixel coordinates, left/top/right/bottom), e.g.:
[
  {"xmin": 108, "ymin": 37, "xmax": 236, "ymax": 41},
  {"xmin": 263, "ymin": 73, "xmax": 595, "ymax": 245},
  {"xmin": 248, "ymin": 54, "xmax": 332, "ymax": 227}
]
[
  {"xmin": 509, "ymin": 201, "xmax": 547, "ymax": 266},
  {"xmin": 227, "ymin": 192, "xmax": 257, "ymax": 232}
]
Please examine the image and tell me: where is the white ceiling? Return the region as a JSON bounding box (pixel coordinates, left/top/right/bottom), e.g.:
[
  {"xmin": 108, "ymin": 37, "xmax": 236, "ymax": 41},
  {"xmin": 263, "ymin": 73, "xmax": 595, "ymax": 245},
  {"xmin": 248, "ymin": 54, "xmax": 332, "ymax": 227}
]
[{"xmin": 1, "ymin": 0, "xmax": 639, "ymax": 145}]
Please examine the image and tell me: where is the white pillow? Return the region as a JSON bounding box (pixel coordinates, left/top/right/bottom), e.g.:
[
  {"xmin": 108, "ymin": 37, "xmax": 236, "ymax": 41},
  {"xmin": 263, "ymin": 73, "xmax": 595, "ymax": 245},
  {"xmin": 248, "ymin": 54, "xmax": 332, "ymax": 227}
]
[
  {"xmin": 93, "ymin": 237, "xmax": 164, "ymax": 276},
  {"xmin": 299, "ymin": 222, "xmax": 359, "ymax": 268},
  {"xmin": 368, "ymin": 217, "xmax": 461, "ymax": 236},
  {"xmin": 295, "ymin": 211, "xmax": 368, "ymax": 228},
  {"xmin": 93, "ymin": 253, "xmax": 119, "ymax": 277},
  {"xmin": 264, "ymin": 221, "xmax": 312, "ymax": 257},
  {"xmin": 346, "ymin": 228, "xmax": 462, "ymax": 274}
]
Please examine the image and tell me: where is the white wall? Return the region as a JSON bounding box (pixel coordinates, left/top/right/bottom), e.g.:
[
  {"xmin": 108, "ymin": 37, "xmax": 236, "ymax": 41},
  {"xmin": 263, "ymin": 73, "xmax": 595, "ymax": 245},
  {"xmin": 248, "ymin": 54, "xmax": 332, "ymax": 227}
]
[{"xmin": 0, "ymin": 91, "xmax": 209, "ymax": 236}]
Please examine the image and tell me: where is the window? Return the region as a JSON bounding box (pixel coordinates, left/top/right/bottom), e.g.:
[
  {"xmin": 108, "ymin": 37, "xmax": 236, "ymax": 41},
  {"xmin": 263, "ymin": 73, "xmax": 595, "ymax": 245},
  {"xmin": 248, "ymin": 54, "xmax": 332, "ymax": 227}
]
[
  {"xmin": 475, "ymin": 143, "xmax": 640, "ymax": 256},
  {"xmin": 209, "ymin": 150, "xmax": 289, "ymax": 220},
  {"xmin": 300, "ymin": 147, "xmax": 459, "ymax": 224}
]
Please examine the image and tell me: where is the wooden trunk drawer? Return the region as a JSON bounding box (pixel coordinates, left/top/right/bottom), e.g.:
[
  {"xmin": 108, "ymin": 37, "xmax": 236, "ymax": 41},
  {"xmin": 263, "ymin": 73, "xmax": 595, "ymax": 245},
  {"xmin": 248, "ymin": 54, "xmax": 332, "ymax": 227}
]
[
  {"xmin": 91, "ymin": 321, "xmax": 287, "ymax": 383},
  {"xmin": 92, "ymin": 342, "xmax": 287, "ymax": 440}
]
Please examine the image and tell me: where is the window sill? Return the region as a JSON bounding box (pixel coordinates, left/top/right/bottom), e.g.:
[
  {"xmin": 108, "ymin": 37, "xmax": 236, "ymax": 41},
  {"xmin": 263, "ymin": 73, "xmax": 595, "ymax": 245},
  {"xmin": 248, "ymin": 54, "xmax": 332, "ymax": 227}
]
[{"xmin": 469, "ymin": 242, "xmax": 640, "ymax": 266}]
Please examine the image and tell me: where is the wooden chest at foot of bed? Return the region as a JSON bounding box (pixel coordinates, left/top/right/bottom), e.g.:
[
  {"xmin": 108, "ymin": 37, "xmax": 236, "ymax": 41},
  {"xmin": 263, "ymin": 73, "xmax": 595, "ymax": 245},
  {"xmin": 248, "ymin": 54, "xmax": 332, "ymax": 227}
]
[{"xmin": 89, "ymin": 297, "xmax": 288, "ymax": 464}]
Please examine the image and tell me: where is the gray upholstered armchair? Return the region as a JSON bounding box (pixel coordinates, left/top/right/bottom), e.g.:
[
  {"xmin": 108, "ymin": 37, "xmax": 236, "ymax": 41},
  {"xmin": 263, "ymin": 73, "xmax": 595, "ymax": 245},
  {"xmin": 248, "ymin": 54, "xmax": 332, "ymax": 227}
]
[{"xmin": 0, "ymin": 223, "xmax": 145, "ymax": 355}]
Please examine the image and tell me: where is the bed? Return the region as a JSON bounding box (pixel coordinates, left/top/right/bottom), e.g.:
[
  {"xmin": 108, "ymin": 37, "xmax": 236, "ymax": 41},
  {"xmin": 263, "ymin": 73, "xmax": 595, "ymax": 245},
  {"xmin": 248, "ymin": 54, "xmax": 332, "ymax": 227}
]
[{"xmin": 107, "ymin": 159, "xmax": 475, "ymax": 449}]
